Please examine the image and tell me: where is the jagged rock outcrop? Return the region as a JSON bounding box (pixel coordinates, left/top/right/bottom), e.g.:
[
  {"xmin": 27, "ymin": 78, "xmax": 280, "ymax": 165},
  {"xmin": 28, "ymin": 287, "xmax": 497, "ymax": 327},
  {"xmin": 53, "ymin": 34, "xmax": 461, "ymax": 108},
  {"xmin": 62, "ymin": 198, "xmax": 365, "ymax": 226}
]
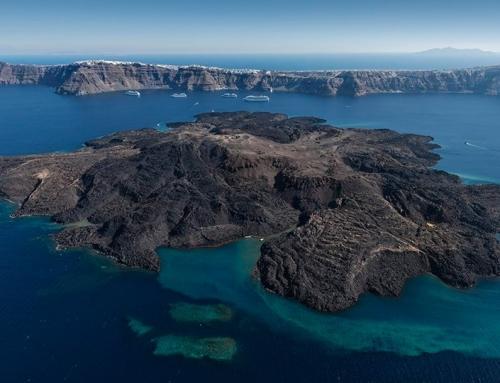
[
  {"xmin": 1, "ymin": 61, "xmax": 500, "ymax": 96},
  {"xmin": 0, "ymin": 112, "xmax": 499, "ymax": 311}
]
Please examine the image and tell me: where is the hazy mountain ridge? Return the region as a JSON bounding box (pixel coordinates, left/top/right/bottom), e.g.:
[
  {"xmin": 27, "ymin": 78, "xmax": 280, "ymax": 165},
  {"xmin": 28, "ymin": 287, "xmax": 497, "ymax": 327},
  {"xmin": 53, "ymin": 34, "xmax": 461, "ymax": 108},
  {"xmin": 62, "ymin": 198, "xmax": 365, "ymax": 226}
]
[{"xmin": 416, "ymin": 47, "xmax": 497, "ymax": 56}]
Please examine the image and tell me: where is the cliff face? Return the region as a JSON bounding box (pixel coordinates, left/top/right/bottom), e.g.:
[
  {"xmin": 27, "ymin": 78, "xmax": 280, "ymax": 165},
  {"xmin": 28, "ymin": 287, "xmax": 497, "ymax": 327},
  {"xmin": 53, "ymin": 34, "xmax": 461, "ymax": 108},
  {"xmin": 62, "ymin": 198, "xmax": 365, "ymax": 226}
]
[
  {"xmin": 0, "ymin": 112, "xmax": 499, "ymax": 312},
  {"xmin": 1, "ymin": 61, "xmax": 500, "ymax": 96},
  {"xmin": 0, "ymin": 62, "xmax": 74, "ymax": 87},
  {"xmin": 54, "ymin": 62, "xmax": 273, "ymax": 95}
]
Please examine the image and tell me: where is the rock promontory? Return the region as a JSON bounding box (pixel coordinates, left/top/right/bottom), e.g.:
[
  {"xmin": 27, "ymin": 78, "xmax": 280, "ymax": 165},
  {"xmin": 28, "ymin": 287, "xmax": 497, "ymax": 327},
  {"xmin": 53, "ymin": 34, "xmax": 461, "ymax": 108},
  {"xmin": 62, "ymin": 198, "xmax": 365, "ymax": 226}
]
[{"xmin": 0, "ymin": 112, "xmax": 499, "ymax": 311}]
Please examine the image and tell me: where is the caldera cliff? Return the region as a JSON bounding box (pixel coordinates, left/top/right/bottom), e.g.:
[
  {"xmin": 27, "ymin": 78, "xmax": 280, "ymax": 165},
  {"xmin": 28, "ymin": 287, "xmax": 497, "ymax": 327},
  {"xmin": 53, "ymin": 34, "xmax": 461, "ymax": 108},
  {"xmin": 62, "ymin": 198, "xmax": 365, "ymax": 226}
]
[
  {"xmin": 1, "ymin": 60, "xmax": 500, "ymax": 96},
  {"xmin": 0, "ymin": 112, "xmax": 499, "ymax": 312}
]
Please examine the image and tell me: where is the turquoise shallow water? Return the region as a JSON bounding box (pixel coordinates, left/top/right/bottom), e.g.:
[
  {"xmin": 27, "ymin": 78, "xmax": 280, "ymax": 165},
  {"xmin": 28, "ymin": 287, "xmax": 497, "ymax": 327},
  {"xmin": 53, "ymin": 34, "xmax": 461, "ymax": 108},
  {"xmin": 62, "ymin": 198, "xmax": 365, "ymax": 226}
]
[
  {"xmin": 1, "ymin": 86, "xmax": 500, "ymax": 382},
  {"xmin": 158, "ymin": 241, "xmax": 500, "ymax": 358}
]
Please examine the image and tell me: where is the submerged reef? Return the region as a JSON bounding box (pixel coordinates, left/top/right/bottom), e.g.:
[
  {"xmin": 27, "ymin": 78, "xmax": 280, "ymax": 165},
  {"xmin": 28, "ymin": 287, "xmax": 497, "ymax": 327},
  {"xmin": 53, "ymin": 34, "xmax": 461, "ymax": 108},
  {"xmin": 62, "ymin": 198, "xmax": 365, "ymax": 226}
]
[
  {"xmin": 127, "ymin": 317, "xmax": 153, "ymax": 337},
  {"xmin": 127, "ymin": 313, "xmax": 237, "ymax": 360},
  {"xmin": 152, "ymin": 335, "xmax": 237, "ymax": 361},
  {"xmin": 169, "ymin": 303, "xmax": 233, "ymax": 323},
  {"xmin": 0, "ymin": 112, "xmax": 499, "ymax": 312}
]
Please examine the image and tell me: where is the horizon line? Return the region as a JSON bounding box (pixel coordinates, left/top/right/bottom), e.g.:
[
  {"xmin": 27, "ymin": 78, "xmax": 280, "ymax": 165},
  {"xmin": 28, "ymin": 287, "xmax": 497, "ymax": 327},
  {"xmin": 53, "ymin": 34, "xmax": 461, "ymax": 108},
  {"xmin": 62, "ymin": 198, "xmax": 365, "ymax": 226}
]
[{"xmin": 1, "ymin": 49, "xmax": 499, "ymax": 56}]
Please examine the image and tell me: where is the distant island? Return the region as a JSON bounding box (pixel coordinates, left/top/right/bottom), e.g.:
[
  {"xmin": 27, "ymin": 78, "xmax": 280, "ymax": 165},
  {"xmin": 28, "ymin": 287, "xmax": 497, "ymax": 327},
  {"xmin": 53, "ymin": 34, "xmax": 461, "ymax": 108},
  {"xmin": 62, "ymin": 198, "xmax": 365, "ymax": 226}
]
[
  {"xmin": 416, "ymin": 47, "xmax": 497, "ymax": 56},
  {"xmin": 1, "ymin": 112, "xmax": 498, "ymax": 312},
  {"xmin": 1, "ymin": 60, "xmax": 500, "ymax": 96}
]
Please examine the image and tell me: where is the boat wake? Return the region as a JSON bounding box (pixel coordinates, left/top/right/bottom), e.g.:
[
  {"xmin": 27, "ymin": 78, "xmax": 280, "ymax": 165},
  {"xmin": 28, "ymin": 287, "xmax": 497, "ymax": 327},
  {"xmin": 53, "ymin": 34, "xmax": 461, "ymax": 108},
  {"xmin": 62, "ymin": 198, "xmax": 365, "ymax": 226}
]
[{"xmin": 464, "ymin": 141, "xmax": 487, "ymax": 150}]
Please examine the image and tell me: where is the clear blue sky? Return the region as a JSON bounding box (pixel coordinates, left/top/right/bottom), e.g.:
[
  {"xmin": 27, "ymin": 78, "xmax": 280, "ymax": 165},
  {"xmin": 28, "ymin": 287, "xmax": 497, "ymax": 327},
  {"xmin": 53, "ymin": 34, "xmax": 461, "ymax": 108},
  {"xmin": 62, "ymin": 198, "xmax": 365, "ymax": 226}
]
[{"xmin": 1, "ymin": 0, "xmax": 499, "ymax": 54}]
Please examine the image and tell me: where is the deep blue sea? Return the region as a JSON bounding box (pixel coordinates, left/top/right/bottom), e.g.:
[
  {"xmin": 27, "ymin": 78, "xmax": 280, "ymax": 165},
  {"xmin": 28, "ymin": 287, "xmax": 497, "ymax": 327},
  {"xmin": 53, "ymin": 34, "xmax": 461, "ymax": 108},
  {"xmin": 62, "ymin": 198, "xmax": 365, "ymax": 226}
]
[
  {"xmin": 1, "ymin": 84, "xmax": 500, "ymax": 382},
  {"xmin": 2, "ymin": 53, "xmax": 500, "ymax": 70}
]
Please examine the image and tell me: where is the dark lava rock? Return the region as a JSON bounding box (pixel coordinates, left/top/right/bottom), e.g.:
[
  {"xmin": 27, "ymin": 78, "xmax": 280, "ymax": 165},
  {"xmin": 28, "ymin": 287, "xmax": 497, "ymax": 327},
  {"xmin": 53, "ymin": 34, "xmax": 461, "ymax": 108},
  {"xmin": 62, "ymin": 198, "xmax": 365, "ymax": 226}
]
[{"xmin": 0, "ymin": 112, "xmax": 499, "ymax": 311}]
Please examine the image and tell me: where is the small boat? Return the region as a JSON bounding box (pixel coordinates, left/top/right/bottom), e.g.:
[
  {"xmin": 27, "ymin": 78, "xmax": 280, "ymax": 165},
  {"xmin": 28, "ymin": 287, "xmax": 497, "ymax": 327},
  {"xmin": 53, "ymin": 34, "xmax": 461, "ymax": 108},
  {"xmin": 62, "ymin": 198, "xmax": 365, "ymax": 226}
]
[
  {"xmin": 171, "ymin": 92, "xmax": 188, "ymax": 98},
  {"xmin": 244, "ymin": 95, "xmax": 270, "ymax": 102},
  {"xmin": 155, "ymin": 122, "xmax": 170, "ymax": 132},
  {"xmin": 125, "ymin": 90, "xmax": 141, "ymax": 97},
  {"xmin": 221, "ymin": 93, "xmax": 238, "ymax": 98}
]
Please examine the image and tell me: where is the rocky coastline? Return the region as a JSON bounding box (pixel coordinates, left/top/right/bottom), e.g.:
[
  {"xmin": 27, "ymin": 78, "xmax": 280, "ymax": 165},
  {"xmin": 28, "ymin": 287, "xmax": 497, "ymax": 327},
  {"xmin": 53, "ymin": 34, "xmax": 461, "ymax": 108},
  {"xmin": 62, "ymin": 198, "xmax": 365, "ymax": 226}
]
[{"xmin": 0, "ymin": 112, "xmax": 499, "ymax": 312}]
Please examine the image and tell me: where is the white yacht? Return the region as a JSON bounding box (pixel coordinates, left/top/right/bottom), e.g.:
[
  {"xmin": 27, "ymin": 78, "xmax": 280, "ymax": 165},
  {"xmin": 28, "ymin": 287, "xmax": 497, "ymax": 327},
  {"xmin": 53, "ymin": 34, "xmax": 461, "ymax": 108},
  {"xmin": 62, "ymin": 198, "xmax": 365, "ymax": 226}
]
[
  {"xmin": 125, "ymin": 90, "xmax": 141, "ymax": 97},
  {"xmin": 243, "ymin": 95, "xmax": 270, "ymax": 102},
  {"xmin": 221, "ymin": 93, "xmax": 238, "ymax": 98},
  {"xmin": 171, "ymin": 92, "xmax": 188, "ymax": 98}
]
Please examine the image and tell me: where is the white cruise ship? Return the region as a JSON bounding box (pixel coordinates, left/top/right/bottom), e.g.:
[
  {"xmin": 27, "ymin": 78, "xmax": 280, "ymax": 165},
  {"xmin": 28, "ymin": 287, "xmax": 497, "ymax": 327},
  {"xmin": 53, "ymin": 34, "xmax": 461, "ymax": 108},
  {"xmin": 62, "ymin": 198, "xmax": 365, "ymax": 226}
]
[
  {"xmin": 125, "ymin": 90, "xmax": 141, "ymax": 97},
  {"xmin": 243, "ymin": 95, "xmax": 270, "ymax": 102},
  {"xmin": 171, "ymin": 92, "xmax": 188, "ymax": 98}
]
